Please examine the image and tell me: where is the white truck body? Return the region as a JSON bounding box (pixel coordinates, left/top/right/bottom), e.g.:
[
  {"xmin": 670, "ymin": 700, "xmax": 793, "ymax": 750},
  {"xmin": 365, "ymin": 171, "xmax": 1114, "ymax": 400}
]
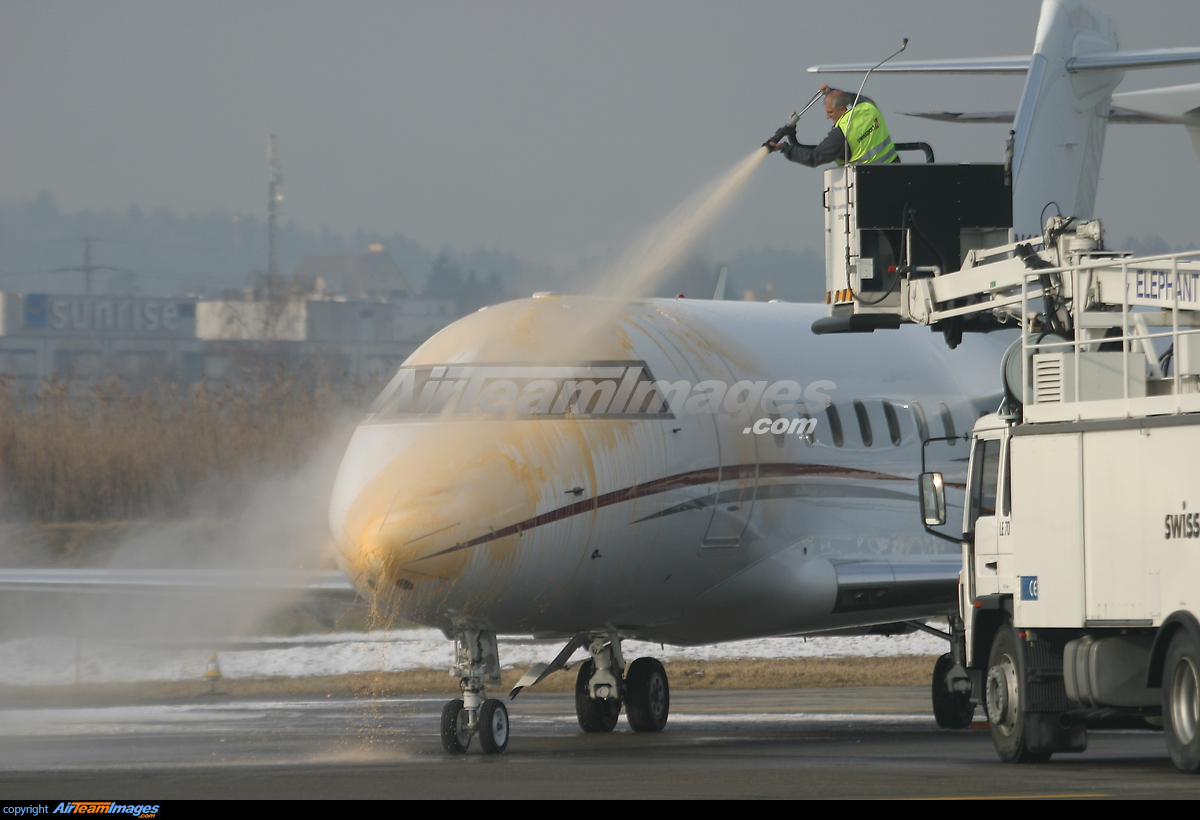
[{"xmin": 818, "ymin": 161, "xmax": 1200, "ymax": 770}]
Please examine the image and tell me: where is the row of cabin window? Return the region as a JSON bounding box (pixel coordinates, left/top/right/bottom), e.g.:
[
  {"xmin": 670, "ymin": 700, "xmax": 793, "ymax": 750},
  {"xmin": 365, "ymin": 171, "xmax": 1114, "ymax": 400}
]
[{"xmin": 816, "ymin": 399, "xmax": 958, "ymax": 448}]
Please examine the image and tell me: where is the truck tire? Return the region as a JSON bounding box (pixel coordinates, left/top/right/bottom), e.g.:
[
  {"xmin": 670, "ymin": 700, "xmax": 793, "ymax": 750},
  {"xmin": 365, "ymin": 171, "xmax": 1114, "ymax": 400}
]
[
  {"xmin": 986, "ymin": 625, "xmax": 1051, "ymax": 763},
  {"xmin": 932, "ymin": 652, "xmax": 975, "ymax": 729},
  {"xmin": 1163, "ymin": 629, "xmax": 1200, "ymax": 774}
]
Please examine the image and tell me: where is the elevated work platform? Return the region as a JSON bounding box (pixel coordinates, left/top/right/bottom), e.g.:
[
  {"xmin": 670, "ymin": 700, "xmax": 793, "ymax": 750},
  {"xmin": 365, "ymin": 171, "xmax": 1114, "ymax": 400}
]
[{"xmin": 816, "ymin": 163, "xmax": 1200, "ymax": 423}]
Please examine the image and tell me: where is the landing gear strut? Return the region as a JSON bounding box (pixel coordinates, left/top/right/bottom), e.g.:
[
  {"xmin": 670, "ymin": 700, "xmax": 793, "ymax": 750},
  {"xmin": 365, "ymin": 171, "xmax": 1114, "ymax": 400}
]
[
  {"xmin": 576, "ymin": 660, "xmax": 622, "ymax": 732},
  {"xmin": 440, "ymin": 627, "xmax": 509, "ymax": 754},
  {"xmin": 575, "ymin": 633, "xmax": 625, "ymax": 733}
]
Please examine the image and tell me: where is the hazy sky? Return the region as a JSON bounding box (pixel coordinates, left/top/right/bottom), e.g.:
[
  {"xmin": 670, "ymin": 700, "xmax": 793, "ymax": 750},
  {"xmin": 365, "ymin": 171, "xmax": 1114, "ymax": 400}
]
[{"xmin": 2, "ymin": 1, "xmax": 1199, "ymax": 270}]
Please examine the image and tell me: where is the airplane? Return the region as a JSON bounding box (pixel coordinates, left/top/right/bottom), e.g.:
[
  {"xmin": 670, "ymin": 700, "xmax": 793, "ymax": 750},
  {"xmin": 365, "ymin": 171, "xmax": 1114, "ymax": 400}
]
[
  {"xmin": 326, "ymin": 0, "xmax": 1200, "ymax": 754},
  {"xmin": 328, "ymin": 299, "xmax": 1005, "ymax": 752}
]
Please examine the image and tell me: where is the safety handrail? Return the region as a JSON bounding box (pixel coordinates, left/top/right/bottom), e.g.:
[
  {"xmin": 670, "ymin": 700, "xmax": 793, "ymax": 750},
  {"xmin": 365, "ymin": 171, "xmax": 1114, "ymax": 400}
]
[{"xmin": 893, "ymin": 142, "xmax": 935, "ymax": 163}]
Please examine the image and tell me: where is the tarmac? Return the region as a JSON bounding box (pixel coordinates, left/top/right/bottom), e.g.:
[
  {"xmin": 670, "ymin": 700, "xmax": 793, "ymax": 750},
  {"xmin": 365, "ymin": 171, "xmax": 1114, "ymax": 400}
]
[{"xmin": 1, "ymin": 686, "xmax": 1197, "ymax": 799}]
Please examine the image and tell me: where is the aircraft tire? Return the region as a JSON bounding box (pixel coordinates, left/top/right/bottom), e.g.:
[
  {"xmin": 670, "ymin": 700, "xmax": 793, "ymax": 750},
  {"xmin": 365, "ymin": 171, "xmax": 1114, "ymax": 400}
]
[
  {"xmin": 1163, "ymin": 629, "xmax": 1200, "ymax": 774},
  {"xmin": 440, "ymin": 699, "xmax": 471, "ymax": 754},
  {"xmin": 986, "ymin": 626, "xmax": 1050, "ymax": 763},
  {"xmin": 575, "ymin": 660, "xmax": 621, "ymax": 733},
  {"xmin": 478, "ymin": 698, "xmax": 510, "ymax": 754},
  {"xmin": 931, "ymin": 652, "xmax": 974, "ymax": 729},
  {"xmin": 625, "ymin": 657, "xmax": 670, "ymax": 733}
]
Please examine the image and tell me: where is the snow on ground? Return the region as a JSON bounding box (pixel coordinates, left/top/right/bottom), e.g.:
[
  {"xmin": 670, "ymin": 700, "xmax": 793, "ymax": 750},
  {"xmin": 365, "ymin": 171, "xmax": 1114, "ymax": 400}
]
[{"xmin": 0, "ymin": 629, "xmax": 947, "ymax": 686}]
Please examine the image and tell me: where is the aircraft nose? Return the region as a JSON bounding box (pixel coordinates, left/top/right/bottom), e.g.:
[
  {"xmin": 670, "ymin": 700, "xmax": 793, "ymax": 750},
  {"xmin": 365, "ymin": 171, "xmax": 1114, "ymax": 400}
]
[{"xmin": 328, "ymin": 420, "xmax": 573, "ymax": 595}]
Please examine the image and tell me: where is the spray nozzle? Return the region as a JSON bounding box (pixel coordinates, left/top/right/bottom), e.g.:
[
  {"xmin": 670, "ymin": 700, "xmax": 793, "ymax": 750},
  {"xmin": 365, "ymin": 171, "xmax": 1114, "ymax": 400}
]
[{"xmin": 763, "ymin": 111, "xmax": 801, "ymax": 148}]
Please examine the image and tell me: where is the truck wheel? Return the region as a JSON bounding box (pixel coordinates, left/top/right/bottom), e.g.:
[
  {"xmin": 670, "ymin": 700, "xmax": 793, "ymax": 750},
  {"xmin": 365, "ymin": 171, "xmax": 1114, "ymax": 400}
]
[
  {"xmin": 932, "ymin": 652, "xmax": 975, "ymax": 729},
  {"xmin": 1163, "ymin": 629, "xmax": 1200, "ymax": 773},
  {"xmin": 986, "ymin": 625, "xmax": 1051, "ymax": 763}
]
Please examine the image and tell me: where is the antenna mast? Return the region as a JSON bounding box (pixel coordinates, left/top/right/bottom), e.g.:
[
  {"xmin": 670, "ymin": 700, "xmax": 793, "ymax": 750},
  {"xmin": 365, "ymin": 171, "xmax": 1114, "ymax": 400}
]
[{"xmin": 267, "ymin": 135, "xmax": 282, "ymax": 281}]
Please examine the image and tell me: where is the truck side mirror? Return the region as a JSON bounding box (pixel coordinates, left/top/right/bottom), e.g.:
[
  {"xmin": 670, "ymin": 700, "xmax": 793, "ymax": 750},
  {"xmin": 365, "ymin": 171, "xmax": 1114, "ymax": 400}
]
[{"xmin": 920, "ymin": 472, "xmax": 946, "ymax": 526}]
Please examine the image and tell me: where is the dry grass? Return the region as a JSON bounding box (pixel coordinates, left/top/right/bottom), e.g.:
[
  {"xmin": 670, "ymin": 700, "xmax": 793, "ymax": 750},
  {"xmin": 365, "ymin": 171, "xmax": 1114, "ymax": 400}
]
[
  {"xmin": 0, "ymin": 374, "xmax": 376, "ymax": 523},
  {"xmin": 0, "ymin": 657, "xmax": 938, "ymax": 704}
]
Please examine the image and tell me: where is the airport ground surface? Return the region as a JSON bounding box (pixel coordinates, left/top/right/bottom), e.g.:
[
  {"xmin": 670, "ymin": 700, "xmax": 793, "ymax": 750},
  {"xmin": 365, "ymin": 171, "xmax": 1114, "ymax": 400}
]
[{"xmin": 0, "ymin": 687, "xmax": 1196, "ymax": 799}]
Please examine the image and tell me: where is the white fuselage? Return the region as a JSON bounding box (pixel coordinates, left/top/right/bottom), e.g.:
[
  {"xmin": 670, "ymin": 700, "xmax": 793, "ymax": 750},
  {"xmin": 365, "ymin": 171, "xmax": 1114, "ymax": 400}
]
[{"xmin": 329, "ymin": 296, "xmax": 1011, "ymax": 644}]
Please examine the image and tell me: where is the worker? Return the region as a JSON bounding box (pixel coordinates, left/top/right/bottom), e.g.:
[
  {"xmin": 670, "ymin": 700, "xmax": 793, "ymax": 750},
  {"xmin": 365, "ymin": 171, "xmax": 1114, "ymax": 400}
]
[{"xmin": 767, "ymin": 84, "xmax": 898, "ymax": 167}]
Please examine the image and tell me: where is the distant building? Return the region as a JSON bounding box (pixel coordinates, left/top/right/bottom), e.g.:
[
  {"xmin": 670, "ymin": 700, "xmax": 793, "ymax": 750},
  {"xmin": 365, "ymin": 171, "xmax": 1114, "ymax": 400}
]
[
  {"xmin": 0, "ymin": 293, "xmax": 202, "ymax": 386},
  {"xmin": 0, "ymin": 290, "xmax": 460, "ymax": 387}
]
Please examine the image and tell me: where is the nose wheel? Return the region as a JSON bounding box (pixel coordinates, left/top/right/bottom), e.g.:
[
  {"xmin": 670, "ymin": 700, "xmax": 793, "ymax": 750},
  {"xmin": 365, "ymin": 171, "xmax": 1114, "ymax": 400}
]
[
  {"xmin": 440, "ymin": 697, "xmax": 510, "ymax": 754},
  {"xmin": 440, "ymin": 699, "xmax": 471, "ymax": 754},
  {"xmin": 478, "ymin": 698, "xmax": 510, "ymax": 753}
]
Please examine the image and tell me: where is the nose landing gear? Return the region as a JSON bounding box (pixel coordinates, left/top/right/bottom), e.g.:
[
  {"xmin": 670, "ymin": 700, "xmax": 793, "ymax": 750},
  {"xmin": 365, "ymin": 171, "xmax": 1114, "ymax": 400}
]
[{"xmin": 440, "ymin": 627, "xmax": 510, "ymax": 754}]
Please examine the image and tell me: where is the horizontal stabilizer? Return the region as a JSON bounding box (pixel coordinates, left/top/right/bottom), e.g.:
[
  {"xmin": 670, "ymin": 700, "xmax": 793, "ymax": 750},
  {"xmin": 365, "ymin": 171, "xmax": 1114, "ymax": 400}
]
[
  {"xmin": 810, "ymin": 48, "xmax": 1200, "ymax": 77},
  {"xmin": 1111, "ymin": 83, "xmax": 1200, "ymax": 167},
  {"xmin": 1111, "ymin": 83, "xmax": 1200, "ymax": 124},
  {"xmin": 808, "ymin": 55, "xmax": 1030, "ymax": 75},
  {"xmin": 1068, "ymin": 47, "xmax": 1200, "ymax": 72},
  {"xmin": 904, "ymin": 108, "xmax": 1166, "ymax": 125}
]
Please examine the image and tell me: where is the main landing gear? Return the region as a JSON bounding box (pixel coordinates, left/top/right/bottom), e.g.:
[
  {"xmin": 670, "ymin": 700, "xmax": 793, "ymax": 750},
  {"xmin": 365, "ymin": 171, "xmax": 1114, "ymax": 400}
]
[
  {"xmin": 440, "ymin": 628, "xmax": 509, "ymax": 754},
  {"xmin": 574, "ymin": 634, "xmax": 670, "ymax": 734}
]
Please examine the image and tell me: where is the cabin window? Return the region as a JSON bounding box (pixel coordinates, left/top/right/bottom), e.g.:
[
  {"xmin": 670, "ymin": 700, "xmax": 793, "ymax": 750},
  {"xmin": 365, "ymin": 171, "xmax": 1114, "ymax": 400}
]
[
  {"xmin": 853, "ymin": 400, "xmax": 873, "ymax": 447},
  {"xmin": 826, "ymin": 403, "xmax": 844, "ymax": 448},
  {"xmin": 911, "ymin": 401, "xmax": 929, "ymax": 443},
  {"xmin": 938, "ymin": 401, "xmax": 957, "ymax": 445},
  {"xmin": 882, "ymin": 401, "xmax": 901, "ymax": 447},
  {"xmin": 800, "ymin": 413, "xmax": 816, "ymax": 446}
]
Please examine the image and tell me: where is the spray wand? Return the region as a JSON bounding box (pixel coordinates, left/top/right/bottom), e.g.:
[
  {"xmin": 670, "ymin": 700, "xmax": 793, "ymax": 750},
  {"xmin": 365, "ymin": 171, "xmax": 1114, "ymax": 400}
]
[{"xmin": 762, "ymin": 90, "xmax": 824, "ymax": 148}]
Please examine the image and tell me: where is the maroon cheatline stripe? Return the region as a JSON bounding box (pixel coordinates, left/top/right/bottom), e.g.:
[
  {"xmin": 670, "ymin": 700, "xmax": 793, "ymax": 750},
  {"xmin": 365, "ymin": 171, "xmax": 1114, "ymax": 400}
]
[{"xmin": 407, "ymin": 462, "xmax": 908, "ymax": 563}]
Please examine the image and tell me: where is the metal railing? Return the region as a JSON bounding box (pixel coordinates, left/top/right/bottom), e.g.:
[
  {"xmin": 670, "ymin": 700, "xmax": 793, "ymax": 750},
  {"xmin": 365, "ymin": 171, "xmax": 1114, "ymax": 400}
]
[{"xmin": 1016, "ymin": 249, "xmax": 1200, "ymax": 419}]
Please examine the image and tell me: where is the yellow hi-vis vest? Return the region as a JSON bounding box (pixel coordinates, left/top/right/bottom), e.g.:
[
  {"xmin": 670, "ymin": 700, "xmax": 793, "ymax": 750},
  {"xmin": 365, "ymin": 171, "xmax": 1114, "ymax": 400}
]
[{"xmin": 835, "ymin": 101, "xmax": 898, "ymax": 165}]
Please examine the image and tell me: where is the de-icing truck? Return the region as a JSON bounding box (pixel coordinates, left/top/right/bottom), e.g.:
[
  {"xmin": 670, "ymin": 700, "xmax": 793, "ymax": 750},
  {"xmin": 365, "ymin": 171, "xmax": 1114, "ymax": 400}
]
[{"xmin": 814, "ymin": 160, "xmax": 1200, "ymax": 773}]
